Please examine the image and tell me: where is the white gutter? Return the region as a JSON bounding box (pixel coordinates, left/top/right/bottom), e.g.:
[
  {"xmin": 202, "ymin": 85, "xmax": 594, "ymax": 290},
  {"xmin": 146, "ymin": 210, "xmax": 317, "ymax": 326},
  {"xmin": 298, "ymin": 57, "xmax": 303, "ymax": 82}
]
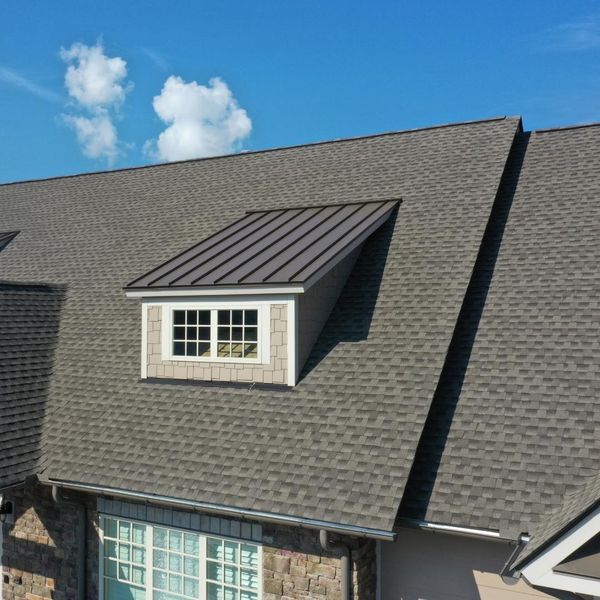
[
  {"xmin": 41, "ymin": 478, "xmax": 397, "ymax": 542},
  {"xmin": 401, "ymin": 518, "xmax": 530, "ymax": 544}
]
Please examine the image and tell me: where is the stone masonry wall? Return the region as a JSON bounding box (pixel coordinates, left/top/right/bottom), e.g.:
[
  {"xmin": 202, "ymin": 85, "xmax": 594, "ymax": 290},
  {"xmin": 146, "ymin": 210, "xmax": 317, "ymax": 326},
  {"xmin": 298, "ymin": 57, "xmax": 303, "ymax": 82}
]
[
  {"xmin": 262, "ymin": 524, "xmax": 377, "ymax": 600},
  {"xmin": 1, "ymin": 484, "xmax": 99, "ymax": 600},
  {"xmin": 147, "ymin": 303, "xmax": 288, "ymax": 385},
  {"xmin": 1, "ymin": 487, "xmax": 376, "ymax": 600}
]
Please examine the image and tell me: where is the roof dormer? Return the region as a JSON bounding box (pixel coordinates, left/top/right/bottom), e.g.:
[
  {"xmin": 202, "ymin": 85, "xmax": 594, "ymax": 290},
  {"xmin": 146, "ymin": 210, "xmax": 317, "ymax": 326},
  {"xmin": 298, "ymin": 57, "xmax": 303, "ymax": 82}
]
[{"xmin": 125, "ymin": 199, "xmax": 398, "ymax": 387}]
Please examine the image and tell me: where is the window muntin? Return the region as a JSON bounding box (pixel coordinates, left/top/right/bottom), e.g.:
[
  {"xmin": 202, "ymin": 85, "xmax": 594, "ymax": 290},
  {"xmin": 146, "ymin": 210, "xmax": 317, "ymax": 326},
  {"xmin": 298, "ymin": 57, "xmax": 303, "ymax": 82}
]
[
  {"xmin": 173, "ymin": 310, "xmax": 211, "ymax": 358},
  {"xmin": 152, "ymin": 527, "xmax": 201, "ymax": 599},
  {"xmin": 101, "ymin": 517, "xmax": 261, "ymax": 600},
  {"xmin": 216, "ymin": 310, "xmax": 258, "ymax": 359},
  {"xmin": 171, "ymin": 308, "xmax": 259, "ymax": 361},
  {"xmin": 102, "ymin": 517, "xmax": 148, "ymax": 599},
  {"xmin": 206, "ymin": 537, "xmax": 259, "ymax": 600}
]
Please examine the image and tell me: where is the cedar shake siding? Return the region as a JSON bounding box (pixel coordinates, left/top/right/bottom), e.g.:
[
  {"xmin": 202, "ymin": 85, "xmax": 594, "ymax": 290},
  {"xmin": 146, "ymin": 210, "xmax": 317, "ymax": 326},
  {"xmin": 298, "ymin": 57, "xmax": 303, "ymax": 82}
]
[{"xmin": 146, "ymin": 303, "xmax": 288, "ymax": 385}]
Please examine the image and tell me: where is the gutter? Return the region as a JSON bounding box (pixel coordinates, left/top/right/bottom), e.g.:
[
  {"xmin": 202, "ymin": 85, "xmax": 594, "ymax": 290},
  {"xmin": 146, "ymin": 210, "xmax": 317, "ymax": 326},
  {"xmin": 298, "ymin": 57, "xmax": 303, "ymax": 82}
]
[
  {"xmin": 400, "ymin": 517, "xmax": 530, "ymax": 544},
  {"xmin": 41, "ymin": 478, "xmax": 397, "ymax": 541}
]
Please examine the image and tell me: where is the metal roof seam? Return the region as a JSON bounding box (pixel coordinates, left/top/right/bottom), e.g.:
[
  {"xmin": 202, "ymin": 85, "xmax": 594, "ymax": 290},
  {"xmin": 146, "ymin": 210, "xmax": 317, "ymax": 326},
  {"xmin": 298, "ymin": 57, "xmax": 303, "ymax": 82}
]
[
  {"xmin": 212, "ymin": 206, "xmax": 331, "ymax": 285},
  {"xmin": 259, "ymin": 203, "xmax": 367, "ymax": 283},
  {"xmin": 289, "ymin": 201, "xmax": 398, "ymax": 282},
  {"xmin": 127, "ymin": 211, "xmax": 268, "ymax": 288},
  {"xmin": 185, "ymin": 208, "xmax": 308, "ymax": 286},
  {"xmin": 164, "ymin": 210, "xmax": 291, "ymax": 287}
]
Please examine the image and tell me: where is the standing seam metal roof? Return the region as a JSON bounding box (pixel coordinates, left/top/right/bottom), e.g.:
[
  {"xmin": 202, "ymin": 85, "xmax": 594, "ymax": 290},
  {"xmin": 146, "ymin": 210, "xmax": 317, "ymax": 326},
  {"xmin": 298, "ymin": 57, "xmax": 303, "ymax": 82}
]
[{"xmin": 126, "ymin": 199, "xmax": 399, "ymax": 289}]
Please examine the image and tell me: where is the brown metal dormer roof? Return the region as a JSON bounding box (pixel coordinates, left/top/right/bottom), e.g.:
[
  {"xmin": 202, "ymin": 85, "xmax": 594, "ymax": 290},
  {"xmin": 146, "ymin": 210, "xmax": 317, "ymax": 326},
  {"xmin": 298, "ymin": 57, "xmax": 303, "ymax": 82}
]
[{"xmin": 126, "ymin": 199, "xmax": 399, "ymax": 290}]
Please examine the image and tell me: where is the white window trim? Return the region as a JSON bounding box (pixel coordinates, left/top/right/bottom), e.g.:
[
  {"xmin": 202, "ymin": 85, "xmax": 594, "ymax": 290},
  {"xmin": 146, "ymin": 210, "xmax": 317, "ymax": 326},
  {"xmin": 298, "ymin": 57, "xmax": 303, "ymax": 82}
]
[
  {"xmin": 520, "ymin": 505, "xmax": 600, "ymax": 595},
  {"xmin": 98, "ymin": 514, "xmax": 263, "ymax": 600},
  {"xmin": 141, "ymin": 294, "xmax": 297, "ymax": 385},
  {"xmin": 163, "ymin": 305, "xmax": 268, "ymax": 365}
]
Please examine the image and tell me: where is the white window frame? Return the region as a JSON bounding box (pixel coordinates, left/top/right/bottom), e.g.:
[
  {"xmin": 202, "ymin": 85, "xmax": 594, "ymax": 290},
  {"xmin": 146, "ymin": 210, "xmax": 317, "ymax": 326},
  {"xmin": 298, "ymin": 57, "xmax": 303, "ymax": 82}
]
[
  {"xmin": 98, "ymin": 514, "xmax": 263, "ymax": 600},
  {"xmin": 160, "ymin": 300, "xmax": 271, "ymax": 365}
]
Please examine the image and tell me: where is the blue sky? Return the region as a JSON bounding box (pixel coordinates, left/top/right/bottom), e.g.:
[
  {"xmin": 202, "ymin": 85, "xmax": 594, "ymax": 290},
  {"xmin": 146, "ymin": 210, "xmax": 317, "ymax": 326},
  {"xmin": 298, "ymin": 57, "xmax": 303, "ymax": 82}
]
[{"xmin": 1, "ymin": 0, "xmax": 599, "ymax": 183}]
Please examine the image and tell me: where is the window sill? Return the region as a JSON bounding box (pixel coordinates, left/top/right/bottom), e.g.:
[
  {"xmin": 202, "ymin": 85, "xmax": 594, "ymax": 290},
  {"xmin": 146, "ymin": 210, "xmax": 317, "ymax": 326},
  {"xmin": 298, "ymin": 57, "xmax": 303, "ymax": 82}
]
[
  {"xmin": 163, "ymin": 355, "xmax": 266, "ymax": 365},
  {"xmin": 139, "ymin": 377, "xmax": 293, "ymax": 391}
]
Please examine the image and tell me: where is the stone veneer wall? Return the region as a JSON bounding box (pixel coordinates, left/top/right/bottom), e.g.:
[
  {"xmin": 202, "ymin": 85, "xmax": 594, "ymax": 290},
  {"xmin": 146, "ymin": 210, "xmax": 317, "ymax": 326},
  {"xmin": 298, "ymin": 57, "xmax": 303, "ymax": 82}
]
[
  {"xmin": 262, "ymin": 524, "xmax": 376, "ymax": 600},
  {"xmin": 147, "ymin": 303, "xmax": 288, "ymax": 385},
  {"xmin": 1, "ymin": 485, "xmax": 376, "ymax": 600},
  {"xmin": 1, "ymin": 484, "xmax": 100, "ymax": 600}
]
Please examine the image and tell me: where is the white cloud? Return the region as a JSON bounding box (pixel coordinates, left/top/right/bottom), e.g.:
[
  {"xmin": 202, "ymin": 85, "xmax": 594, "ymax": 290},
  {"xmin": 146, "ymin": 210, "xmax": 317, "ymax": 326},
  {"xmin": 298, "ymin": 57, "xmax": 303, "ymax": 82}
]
[
  {"xmin": 60, "ymin": 41, "xmax": 130, "ymax": 109},
  {"xmin": 60, "ymin": 41, "xmax": 131, "ymax": 163},
  {"xmin": 145, "ymin": 76, "xmax": 252, "ymax": 162},
  {"xmin": 63, "ymin": 113, "xmax": 118, "ymax": 161},
  {"xmin": 0, "ymin": 66, "xmax": 62, "ymax": 103}
]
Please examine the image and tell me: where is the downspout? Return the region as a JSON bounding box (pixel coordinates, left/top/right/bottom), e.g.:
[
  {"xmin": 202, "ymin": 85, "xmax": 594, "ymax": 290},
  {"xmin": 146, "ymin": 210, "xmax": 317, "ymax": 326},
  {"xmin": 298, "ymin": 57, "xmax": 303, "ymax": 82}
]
[
  {"xmin": 500, "ymin": 534, "xmax": 530, "ymax": 580},
  {"xmin": 320, "ymin": 529, "xmax": 351, "ymax": 600},
  {"xmin": 52, "ymin": 485, "xmax": 86, "ymax": 600}
]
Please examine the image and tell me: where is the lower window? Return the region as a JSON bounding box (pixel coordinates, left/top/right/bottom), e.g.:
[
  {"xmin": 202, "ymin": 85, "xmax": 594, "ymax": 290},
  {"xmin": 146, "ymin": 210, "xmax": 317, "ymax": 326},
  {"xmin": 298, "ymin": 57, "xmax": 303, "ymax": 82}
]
[{"xmin": 100, "ymin": 516, "xmax": 261, "ymax": 600}]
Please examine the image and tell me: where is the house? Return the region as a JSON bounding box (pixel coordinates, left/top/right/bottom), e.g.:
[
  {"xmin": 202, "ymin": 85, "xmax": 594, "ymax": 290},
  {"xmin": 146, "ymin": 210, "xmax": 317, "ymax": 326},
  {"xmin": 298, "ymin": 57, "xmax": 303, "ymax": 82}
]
[{"xmin": 1, "ymin": 115, "xmax": 599, "ymax": 600}]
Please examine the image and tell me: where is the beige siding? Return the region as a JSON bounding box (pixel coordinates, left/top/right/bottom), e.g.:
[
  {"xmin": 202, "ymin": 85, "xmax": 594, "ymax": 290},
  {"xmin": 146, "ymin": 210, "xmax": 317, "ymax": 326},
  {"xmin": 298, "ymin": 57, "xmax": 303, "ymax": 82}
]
[
  {"xmin": 297, "ymin": 247, "xmax": 361, "ymax": 371},
  {"xmin": 381, "ymin": 529, "xmax": 574, "ymax": 600},
  {"xmin": 146, "ymin": 303, "xmax": 288, "ymax": 385}
]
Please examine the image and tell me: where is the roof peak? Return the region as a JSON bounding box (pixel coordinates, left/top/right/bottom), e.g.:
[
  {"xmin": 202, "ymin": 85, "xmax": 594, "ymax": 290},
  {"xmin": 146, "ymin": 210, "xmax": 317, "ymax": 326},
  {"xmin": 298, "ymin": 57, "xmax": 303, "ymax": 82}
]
[{"xmin": 0, "ymin": 116, "xmax": 516, "ymax": 188}]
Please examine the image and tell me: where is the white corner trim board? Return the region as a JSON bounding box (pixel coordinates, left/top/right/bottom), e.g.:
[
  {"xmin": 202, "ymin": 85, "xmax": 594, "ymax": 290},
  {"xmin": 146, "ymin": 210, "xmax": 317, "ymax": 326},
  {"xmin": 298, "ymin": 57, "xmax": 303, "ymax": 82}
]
[
  {"xmin": 287, "ymin": 296, "xmax": 297, "ymax": 387},
  {"xmin": 141, "ymin": 303, "xmax": 148, "ymax": 379},
  {"xmin": 521, "ymin": 505, "xmax": 600, "ymax": 595}
]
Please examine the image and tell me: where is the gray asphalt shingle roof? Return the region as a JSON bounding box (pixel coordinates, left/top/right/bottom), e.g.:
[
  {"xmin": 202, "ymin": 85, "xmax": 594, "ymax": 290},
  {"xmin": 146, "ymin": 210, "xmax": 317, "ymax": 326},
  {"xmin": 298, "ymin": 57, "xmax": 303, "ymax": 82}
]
[
  {"xmin": 515, "ymin": 472, "xmax": 600, "ymax": 567},
  {"xmin": 127, "ymin": 200, "xmax": 399, "ymax": 289},
  {"xmin": 0, "ymin": 282, "xmax": 63, "ymax": 489},
  {"xmin": 399, "ymin": 124, "xmax": 600, "ymax": 541},
  {"xmin": 0, "ymin": 116, "xmax": 520, "ymax": 531}
]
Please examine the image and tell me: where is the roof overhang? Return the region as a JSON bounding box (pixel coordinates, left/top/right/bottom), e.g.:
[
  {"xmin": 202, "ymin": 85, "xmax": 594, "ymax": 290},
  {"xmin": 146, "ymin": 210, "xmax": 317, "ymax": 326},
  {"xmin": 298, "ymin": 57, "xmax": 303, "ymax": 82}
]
[
  {"xmin": 125, "ymin": 284, "xmax": 306, "ymax": 298},
  {"xmin": 519, "ymin": 505, "xmax": 600, "ymax": 595},
  {"xmin": 40, "ymin": 477, "xmax": 397, "ymax": 541}
]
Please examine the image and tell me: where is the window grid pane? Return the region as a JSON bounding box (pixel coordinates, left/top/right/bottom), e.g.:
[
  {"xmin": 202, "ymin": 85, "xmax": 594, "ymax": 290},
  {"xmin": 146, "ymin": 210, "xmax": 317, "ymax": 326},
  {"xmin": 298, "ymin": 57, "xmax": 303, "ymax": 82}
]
[
  {"xmin": 206, "ymin": 537, "xmax": 259, "ymax": 600},
  {"xmin": 172, "ymin": 310, "xmax": 211, "ymax": 357},
  {"xmin": 102, "ymin": 517, "xmax": 147, "ymax": 590},
  {"xmin": 152, "ymin": 527, "xmax": 201, "ymax": 600},
  {"xmin": 216, "ymin": 310, "xmax": 258, "ymax": 359}
]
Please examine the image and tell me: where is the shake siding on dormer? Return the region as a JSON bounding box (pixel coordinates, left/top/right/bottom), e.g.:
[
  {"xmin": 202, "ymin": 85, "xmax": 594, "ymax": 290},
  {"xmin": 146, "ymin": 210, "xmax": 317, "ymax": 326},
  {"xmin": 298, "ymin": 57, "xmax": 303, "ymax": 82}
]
[{"xmin": 146, "ymin": 304, "xmax": 288, "ymax": 384}]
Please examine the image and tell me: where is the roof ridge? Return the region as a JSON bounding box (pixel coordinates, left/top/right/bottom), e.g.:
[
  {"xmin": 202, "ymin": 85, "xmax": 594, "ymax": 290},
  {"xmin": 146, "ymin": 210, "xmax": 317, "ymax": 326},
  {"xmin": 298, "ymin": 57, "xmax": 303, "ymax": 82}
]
[
  {"xmin": 246, "ymin": 197, "xmax": 399, "ymax": 213},
  {"xmin": 533, "ymin": 121, "xmax": 600, "ymax": 134},
  {"xmin": 0, "ymin": 116, "xmax": 515, "ymax": 188}
]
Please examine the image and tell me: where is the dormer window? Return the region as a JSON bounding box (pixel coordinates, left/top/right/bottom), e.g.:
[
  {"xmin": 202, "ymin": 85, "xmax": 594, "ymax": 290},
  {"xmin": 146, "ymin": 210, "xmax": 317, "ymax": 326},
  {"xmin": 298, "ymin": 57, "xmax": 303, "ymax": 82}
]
[{"xmin": 171, "ymin": 308, "xmax": 259, "ymax": 361}]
